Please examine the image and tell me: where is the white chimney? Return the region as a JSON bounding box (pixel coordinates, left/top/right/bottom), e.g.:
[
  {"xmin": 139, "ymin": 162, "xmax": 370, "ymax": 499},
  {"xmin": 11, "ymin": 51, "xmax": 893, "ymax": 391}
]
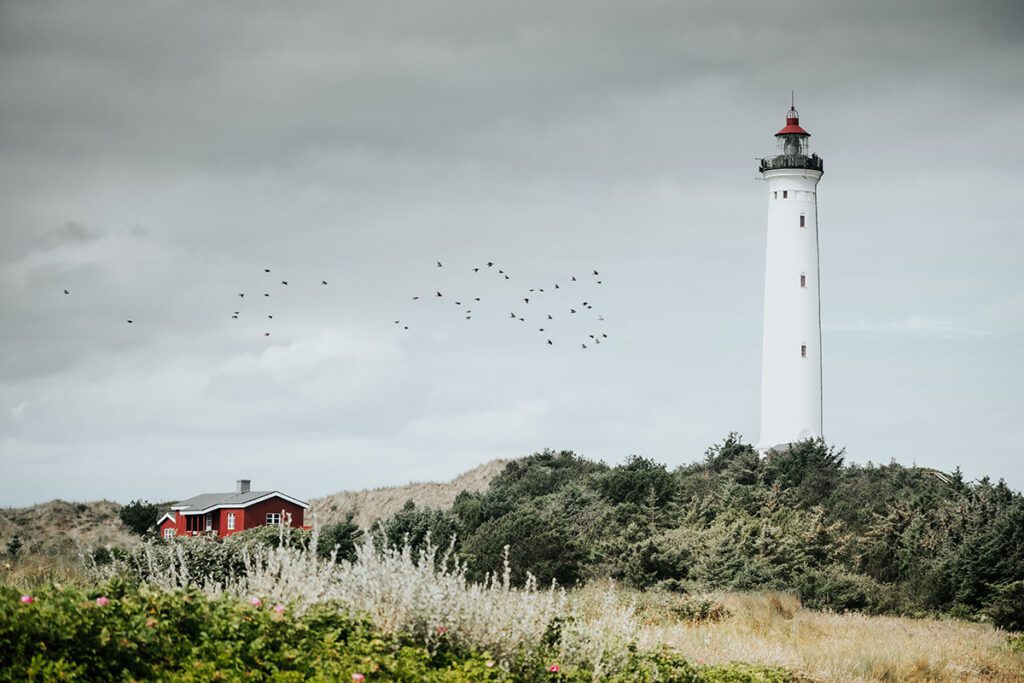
[{"xmin": 236, "ymin": 479, "xmax": 251, "ymax": 493}]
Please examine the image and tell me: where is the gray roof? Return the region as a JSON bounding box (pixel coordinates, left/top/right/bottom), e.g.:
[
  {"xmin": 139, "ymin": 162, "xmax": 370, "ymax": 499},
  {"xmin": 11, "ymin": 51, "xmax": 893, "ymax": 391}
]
[{"xmin": 171, "ymin": 490, "xmax": 291, "ymax": 513}]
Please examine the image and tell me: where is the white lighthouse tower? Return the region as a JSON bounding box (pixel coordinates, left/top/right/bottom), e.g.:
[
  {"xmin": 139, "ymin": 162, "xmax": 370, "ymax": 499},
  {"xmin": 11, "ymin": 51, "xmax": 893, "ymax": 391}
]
[{"xmin": 757, "ymin": 103, "xmax": 824, "ymax": 452}]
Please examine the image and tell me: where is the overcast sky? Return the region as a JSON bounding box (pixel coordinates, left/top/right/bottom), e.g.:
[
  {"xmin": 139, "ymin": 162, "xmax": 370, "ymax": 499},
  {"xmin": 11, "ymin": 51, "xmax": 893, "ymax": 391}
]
[{"xmin": 2, "ymin": 1, "xmax": 1022, "ymax": 506}]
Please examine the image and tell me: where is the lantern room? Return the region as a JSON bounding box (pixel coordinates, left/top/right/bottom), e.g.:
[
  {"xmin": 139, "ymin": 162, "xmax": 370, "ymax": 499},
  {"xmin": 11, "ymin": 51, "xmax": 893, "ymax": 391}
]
[{"xmin": 775, "ymin": 106, "xmax": 810, "ymax": 156}]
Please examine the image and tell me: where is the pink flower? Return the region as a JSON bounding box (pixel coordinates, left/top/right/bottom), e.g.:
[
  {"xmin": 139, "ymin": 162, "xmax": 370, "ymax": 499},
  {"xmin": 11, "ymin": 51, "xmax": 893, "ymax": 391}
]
[
  {"xmin": 273, "ymin": 603, "xmax": 286, "ymax": 614},
  {"xmin": 249, "ymin": 597, "xmax": 262, "ymax": 607},
  {"xmin": 351, "ymin": 674, "xmax": 365, "ymax": 682},
  {"xmin": 435, "ymin": 626, "xmax": 448, "ymax": 635},
  {"xmin": 145, "ymin": 618, "xmax": 158, "ymax": 628},
  {"xmin": 548, "ymin": 664, "xmax": 560, "ymax": 673},
  {"xmin": 19, "ymin": 595, "xmax": 34, "ymax": 604},
  {"xmin": 95, "ymin": 596, "xmax": 110, "ymax": 606},
  {"xmin": 485, "ymin": 660, "xmax": 496, "ymax": 669}
]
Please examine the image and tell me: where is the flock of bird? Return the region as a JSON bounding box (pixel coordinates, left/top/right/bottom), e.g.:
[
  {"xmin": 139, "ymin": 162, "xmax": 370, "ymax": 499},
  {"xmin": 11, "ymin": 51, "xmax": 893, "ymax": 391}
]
[
  {"xmin": 395, "ymin": 260, "xmax": 609, "ymax": 350},
  {"xmin": 228, "ymin": 268, "xmax": 330, "ymax": 337},
  {"xmin": 61, "ymin": 259, "xmax": 609, "ymax": 350}
]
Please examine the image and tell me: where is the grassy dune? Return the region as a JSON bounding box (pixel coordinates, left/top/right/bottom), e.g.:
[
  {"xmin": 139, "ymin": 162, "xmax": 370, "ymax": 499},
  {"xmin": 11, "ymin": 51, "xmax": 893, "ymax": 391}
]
[
  {"xmin": 574, "ymin": 586, "xmax": 1024, "ymax": 682},
  {"xmin": 310, "ymin": 459, "xmax": 508, "ymax": 528}
]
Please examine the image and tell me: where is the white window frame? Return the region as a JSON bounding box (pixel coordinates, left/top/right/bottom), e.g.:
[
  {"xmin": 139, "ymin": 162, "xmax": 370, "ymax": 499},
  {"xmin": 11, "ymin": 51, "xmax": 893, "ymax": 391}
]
[
  {"xmin": 227, "ymin": 513, "xmax": 236, "ymax": 531},
  {"xmin": 266, "ymin": 512, "xmax": 282, "ymax": 525},
  {"xmin": 163, "ymin": 528, "xmax": 174, "ymax": 539},
  {"xmin": 205, "ymin": 513, "xmax": 213, "ymax": 532}
]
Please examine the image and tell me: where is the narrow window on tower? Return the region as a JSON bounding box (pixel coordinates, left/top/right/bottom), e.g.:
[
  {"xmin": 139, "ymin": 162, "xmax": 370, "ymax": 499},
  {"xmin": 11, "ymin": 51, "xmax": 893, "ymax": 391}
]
[
  {"xmin": 799, "ymin": 214, "xmax": 806, "ymax": 227},
  {"xmin": 800, "ymin": 343, "xmax": 808, "ymax": 358},
  {"xmin": 773, "ymin": 191, "xmax": 777, "ymax": 199},
  {"xmin": 782, "ymin": 190, "xmax": 788, "ymax": 199},
  {"xmin": 800, "ymin": 273, "xmax": 807, "ymax": 288}
]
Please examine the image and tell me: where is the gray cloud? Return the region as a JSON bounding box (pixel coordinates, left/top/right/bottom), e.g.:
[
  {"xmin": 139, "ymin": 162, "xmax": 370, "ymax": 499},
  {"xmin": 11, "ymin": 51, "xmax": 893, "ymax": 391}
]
[{"xmin": 1, "ymin": 0, "xmax": 1022, "ymax": 504}]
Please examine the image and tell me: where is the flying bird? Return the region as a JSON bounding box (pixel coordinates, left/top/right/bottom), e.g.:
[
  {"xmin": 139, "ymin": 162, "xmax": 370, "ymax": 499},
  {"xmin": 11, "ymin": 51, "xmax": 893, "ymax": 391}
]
[
  {"xmin": 510, "ymin": 312, "xmax": 516, "ymax": 319},
  {"xmin": 264, "ymin": 293, "xmax": 270, "ymax": 297},
  {"xmin": 127, "ymin": 320, "xmax": 134, "ymax": 324},
  {"xmin": 267, "ymin": 315, "xmax": 273, "ymax": 319},
  {"xmin": 504, "ymin": 275, "xmax": 510, "ymax": 280},
  {"xmin": 554, "ymin": 284, "xmax": 560, "ymax": 289},
  {"xmin": 238, "ymin": 293, "xmax": 245, "ymax": 298},
  {"xmin": 581, "ymin": 343, "xmax": 587, "ymax": 349},
  {"xmin": 547, "ymin": 314, "xmax": 553, "ymax": 320},
  {"xmin": 596, "ymin": 281, "xmax": 602, "ymax": 284},
  {"xmin": 547, "ymin": 340, "xmax": 553, "ymax": 345},
  {"xmin": 264, "ymin": 268, "xmax": 270, "ymax": 273},
  {"xmin": 487, "ymin": 262, "xmax": 494, "ymax": 267},
  {"xmin": 436, "ymin": 291, "xmax": 443, "ymax": 297},
  {"xmin": 321, "ymin": 280, "xmax": 328, "ymax": 285},
  {"xmin": 474, "ymin": 297, "xmax": 481, "ymax": 301},
  {"xmin": 602, "ymin": 333, "xmax": 608, "ymax": 338},
  {"xmin": 597, "ymin": 315, "xmax": 604, "ymax": 321},
  {"xmin": 593, "ymin": 270, "xmax": 599, "ymax": 275},
  {"xmin": 264, "ymin": 332, "xmax": 270, "ymax": 336},
  {"xmin": 436, "ymin": 261, "xmax": 443, "ymax": 267},
  {"xmin": 455, "ymin": 301, "xmax": 462, "ymax": 305},
  {"xmin": 231, "ymin": 315, "xmax": 238, "ymax": 319},
  {"xmin": 281, "ymin": 280, "xmax": 288, "ymax": 285},
  {"xmin": 63, "ymin": 289, "xmax": 69, "ymax": 295},
  {"xmin": 412, "ymin": 296, "xmax": 420, "ymax": 300},
  {"xmin": 570, "ymin": 309, "xmax": 577, "ymax": 314},
  {"xmin": 523, "ymin": 298, "xmax": 529, "ymax": 304},
  {"xmin": 571, "ymin": 276, "xmax": 577, "ymax": 282}
]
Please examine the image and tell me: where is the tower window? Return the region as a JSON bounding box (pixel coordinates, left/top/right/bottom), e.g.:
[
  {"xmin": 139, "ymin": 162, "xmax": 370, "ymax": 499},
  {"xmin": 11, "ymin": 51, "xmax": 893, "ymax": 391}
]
[
  {"xmin": 799, "ymin": 214, "xmax": 806, "ymax": 227},
  {"xmin": 773, "ymin": 191, "xmax": 777, "ymax": 199},
  {"xmin": 800, "ymin": 273, "xmax": 807, "ymax": 287},
  {"xmin": 782, "ymin": 190, "xmax": 788, "ymax": 199},
  {"xmin": 800, "ymin": 344, "xmax": 807, "ymax": 358}
]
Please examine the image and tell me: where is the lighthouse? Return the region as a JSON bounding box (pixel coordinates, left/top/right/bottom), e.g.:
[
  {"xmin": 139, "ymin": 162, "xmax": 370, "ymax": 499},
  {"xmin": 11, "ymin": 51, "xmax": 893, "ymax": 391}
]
[{"xmin": 757, "ymin": 103, "xmax": 824, "ymax": 452}]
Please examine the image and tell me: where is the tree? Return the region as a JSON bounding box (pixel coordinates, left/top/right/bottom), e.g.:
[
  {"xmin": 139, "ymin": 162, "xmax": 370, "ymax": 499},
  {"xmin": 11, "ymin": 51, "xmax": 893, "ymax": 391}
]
[
  {"xmin": 6, "ymin": 534, "xmax": 22, "ymax": 559},
  {"xmin": 317, "ymin": 513, "xmax": 363, "ymax": 562},
  {"xmin": 119, "ymin": 499, "xmax": 160, "ymax": 536}
]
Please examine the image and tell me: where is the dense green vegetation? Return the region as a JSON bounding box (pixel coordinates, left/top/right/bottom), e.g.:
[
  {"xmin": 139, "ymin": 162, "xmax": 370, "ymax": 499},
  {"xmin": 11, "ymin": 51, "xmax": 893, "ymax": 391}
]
[
  {"xmin": 1, "ymin": 584, "xmax": 794, "ymax": 682},
  {"xmin": 118, "ymin": 499, "xmax": 161, "ymax": 536},
  {"xmin": 378, "ymin": 436, "xmax": 1024, "ymax": 630}
]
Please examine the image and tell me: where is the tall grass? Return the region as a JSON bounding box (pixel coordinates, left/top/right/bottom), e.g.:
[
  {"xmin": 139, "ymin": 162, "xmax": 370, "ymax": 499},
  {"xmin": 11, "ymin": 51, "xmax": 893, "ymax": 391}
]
[
  {"xmin": 96, "ymin": 530, "xmax": 640, "ymax": 673},
  {"xmin": 637, "ymin": 591, "xmax": 1024, "ymax": 682}
]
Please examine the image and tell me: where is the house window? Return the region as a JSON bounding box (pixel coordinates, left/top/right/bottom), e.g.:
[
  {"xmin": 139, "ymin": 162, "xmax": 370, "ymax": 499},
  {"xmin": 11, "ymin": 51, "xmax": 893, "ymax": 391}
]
[
  {"xmin": 266, "ymin": 512, "xmax": 282, "ymax": 525},
  {"xmin": 800, "ymin": 273, "xmax": 807, "ymax": 288},
  {"xmin": 163, "ymin": 528, "xmax": 174, "ymax": 540},
  {"xmin": 205, "ymin": 513, "xmax": 213, "ymax": 532},
  {"xmin": 801, "ymin": 343, "xmax": 808, "ymax": 358},
  {"xmin": 227, "ymin": 513, "xmax": 236, "ymax": 531},
  {"xmin": 782, "ymin": 190, "xmax": 788, "ymax": 199},
  {"xmin": 799, "ymin": 214, "xmax": 806, "ymax": 227}
]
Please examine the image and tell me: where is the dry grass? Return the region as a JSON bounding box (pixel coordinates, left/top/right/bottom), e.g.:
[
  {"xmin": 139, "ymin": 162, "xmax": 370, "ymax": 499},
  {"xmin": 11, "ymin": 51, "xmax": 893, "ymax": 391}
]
[
  {"xmin": 629, "ymin": 590, "xmax": 1024, "ymax": 682},
  {"xmin": 309, "ymin": 459, "xmax": 507, "ymax": 528},
  {"xmin": 0, "ymin": 499, "xmax": 138, "ymax": 589}
]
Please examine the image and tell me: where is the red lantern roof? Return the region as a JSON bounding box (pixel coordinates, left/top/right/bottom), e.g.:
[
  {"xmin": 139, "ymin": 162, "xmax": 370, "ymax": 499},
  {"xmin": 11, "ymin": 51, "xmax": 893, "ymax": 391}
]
[{"xmin": 775, "ymin": 106, "xmax": 810, "ymax": 137}]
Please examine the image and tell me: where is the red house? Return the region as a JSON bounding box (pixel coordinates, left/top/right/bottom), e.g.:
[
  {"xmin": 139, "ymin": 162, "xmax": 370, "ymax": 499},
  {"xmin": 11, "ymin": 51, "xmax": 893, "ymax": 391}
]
[{"xmin": 157, "ymin": 479, "xmax": 308, "ymax": 539}]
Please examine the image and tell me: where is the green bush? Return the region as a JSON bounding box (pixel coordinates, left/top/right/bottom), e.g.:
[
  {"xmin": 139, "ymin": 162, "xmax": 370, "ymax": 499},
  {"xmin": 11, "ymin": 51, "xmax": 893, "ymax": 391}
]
[
  {"xmin": 0, "ymin": 585, "xmax": 795, "ymax": 682},
  {"xmin": 119, "ymin": 499, "xmax": 160, "ymax": 536}
]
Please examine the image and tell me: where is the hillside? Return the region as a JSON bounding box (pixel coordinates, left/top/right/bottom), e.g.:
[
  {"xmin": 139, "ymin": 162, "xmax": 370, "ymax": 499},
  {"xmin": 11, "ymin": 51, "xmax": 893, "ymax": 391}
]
[
  {"xmin": 309, "ymin": 459, "xmax": 508, "ymax": 529},
  {"xmin": 0, "ymin": 499, "xmax": 139, "ymax": 574}
]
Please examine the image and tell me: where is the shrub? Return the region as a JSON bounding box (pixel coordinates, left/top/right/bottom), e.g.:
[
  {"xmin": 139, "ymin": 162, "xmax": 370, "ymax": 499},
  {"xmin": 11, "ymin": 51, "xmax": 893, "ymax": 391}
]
[
  {"xmin": 118, "ymin": 499, "xmax": 160, "ymax": 536},
  {"xmin": 984, "ymin": 580, "xmax": 1024, "ymax": 632}
]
